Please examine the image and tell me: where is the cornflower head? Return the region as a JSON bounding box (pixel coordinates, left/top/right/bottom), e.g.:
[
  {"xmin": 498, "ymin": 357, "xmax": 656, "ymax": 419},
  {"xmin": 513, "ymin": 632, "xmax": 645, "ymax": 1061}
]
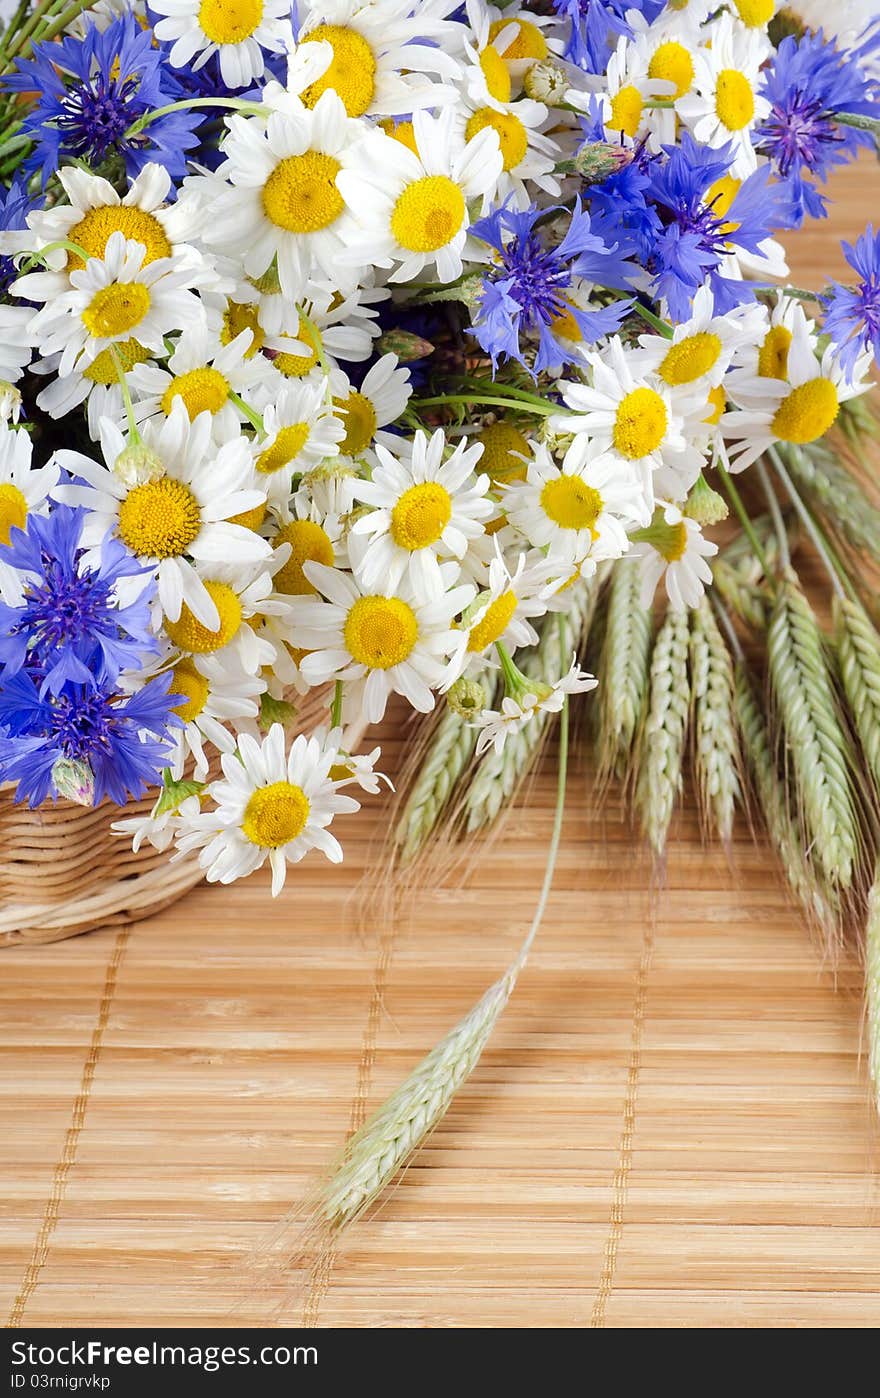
[{"xmin": 823, "ymin": 225, "xmax": 880, "ymax": 378}]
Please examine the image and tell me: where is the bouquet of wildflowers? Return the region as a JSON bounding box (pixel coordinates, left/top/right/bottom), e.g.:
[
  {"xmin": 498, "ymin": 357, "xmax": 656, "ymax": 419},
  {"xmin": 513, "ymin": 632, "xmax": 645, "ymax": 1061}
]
[{"xmin": 1, "ymin": 0, "xmax": 880, "ymax": 1238}]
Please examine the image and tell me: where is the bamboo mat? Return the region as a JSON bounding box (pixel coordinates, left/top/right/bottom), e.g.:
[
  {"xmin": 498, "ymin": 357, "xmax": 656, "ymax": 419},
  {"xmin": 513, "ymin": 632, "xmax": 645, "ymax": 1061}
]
[{"xmin": 3, "ymin": 164, "xmax": 880, "ymax": 1331}]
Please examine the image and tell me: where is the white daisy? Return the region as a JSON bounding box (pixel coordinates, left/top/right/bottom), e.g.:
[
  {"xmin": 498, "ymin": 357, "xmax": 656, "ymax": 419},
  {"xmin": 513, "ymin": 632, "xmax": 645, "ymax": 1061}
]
[
  {"xmin": 629, "ymin": 503, "xmax": 718, "ymax": 611},
  {"xmin": 503, "ymin": 435, "xmax": 649, "ymax": 564},
  {"xmin": 453, "ymin": 69, "xmax": 561, "ymax": 211},
  {"xmin": 0, "ymin": 304, "xmax": 33, "ymax": 386},
  {"xmin": 320, "ymin": 726, "xmax": 390, "ymax": 795},
  {"xmin": 590, "ymin": 35, "xmax": 676, "ymax": 151},
  {"xmin": 127, "ymin": 325, "xmax": 274, "ymax": 440},
  {"xmin": 466, "ymin": 0, "xmax": 562, "ymax": 90},
  {"xmin": 330, "ymin": 354, "xmax": 412, "ymax": 459},
  {"xmin": 447, "ymin": 547, "xmax": 548, "ymax": 676},
  {"xmin": 252, "ymin": 275, "xmax": 387, "ymax": 368},
  {"xmin": 152, "ymin": 0, "xmax": 294, "ymax": 90},
  {"xmin": 473, "ymin": 656, "xmax": 597, "ymax": 755},
  {"xmin": 286, "ymin": 560, "xmax": 475, "ymax": 723},
  {"xmin": 628, "ymin": 285, "xmax": 765, "ymax": 392},
  {"xmin": 200, "ymin": 87, "xmax": 362, "ymax": 301},
  {"xmin": 335, "ymin": 107, "xmax": 503, "ymax": 284},
  {"xmin": 288, "ymin": 0, "xmax": 463, "ymax": 118},
  {"xmin": 112, "ymin": 792, "xmax": 202, "ymax": 855},
  {"xmin": 348, "ymin": 427, "xmax": 493, "ymax": 593},
  {"xmin": 172, "ymin": 723, "xmax": 361, "ymax": 895},
  {"xmin": 160, "ymin": 554, "xmax": 293, "ymax": 677},
  {"xmin": 676, "ymin": 13, "xmax": 771, "ymax": 177},
  {"xmin": 266, "ymin": 491, "xmax": 347, "ymax": 597},
  {"xmin": 18, "ymin": 233, "xmax": 202, "ymax": 379},
  {"xmin": 53, "ymin": 399, "xmax": 270, "ymax": 629},
  {"xmin": 251, "ymin": 379, "xmax": 346, "ymax": 508},
  {"xmin": 165, "ymin": 652, "xmax": 265, "ymax": 779},
  {"xmin": 0, "ymin": 425, "xmax": 60, "ymax": 601}
]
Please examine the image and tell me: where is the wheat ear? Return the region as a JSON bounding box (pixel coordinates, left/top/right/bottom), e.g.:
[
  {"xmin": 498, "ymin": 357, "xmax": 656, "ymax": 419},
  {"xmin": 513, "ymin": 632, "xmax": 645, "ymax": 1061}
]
[
  {"xmin": 834, "ymin": 592, "xmax": 880, "ymax": 791},
  {"xmin": 637, "ymin": 606, "xmax": 690, "ymax": 858},
  {"xmin": 690, "ymin": 598, "xmax": 741, "ymax": 844},
  {"xmin": 867, "ymin": 865, "xmax": 880, "ymax": 1117},
  {"xmin": 785, "ymin": 442, "xmax": 880, "ymax": 559},
  {"xmin": 734, "ymin": 660, "xmax": 838, "ymax": 934},
  {"xmin": 597, "ymin": 560, "xmax": 652, "ymax": 780},
  {"xmin": 767, "ymin": 568, "xmax": 857, "ymax": 890}
]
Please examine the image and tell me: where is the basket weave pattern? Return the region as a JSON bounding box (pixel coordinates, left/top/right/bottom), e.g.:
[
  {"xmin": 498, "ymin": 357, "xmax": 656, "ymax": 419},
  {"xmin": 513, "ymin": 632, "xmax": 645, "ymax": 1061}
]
[{"xmin": 0, "ymin": 689, "xmax": 331, "ymax": 948}]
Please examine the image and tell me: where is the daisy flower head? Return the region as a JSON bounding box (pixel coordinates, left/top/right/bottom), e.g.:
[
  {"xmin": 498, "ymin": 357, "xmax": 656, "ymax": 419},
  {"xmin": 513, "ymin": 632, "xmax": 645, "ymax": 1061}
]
[
  {"xmin": 112, "ymin": 792, "xmax": 202, "ymax": 856},
  {"xmin": 19, "ymin": 232, "xmax": 203, "ymax": 381},
  {"xmin": 676, "ymin": 12, "xmax": 772, "ymax": 177},
  {"xmin": 335, "ymin": 108, "xmax": 503, "ymax": 284},
  {"xmin": 251, "ymin": 379, "xmax": 346, "ymax": 508},
  {"xmin": 127, "ymin": 324, "xmax": 275, "ymax": 441},
  {"xmin": 466, "ymin": 0, "xmax": 561, "ymax": 91},
  {"xmin": 320, "ymin": 725, "xmax": 390, "ymax": 796},
  {"xmin": 628, "ymin": 285, "xmax": 766, "ymax": 394},
  {"xmin": 453, "ymin": 75, "xmax": 561, "ymax": 213},
  {"xmin": 629, "ymin": 502, "xmax": 717, "ymax": 611},
  {"xmin": 597, "ymin": 34, "xmax": 678, "ymax": 152},
  {"xmin": 0, "ymin": 427, "xmax": 60, "ymax": 602},
  {"xmin": 266, "ymin": 491, "xmax": 347, "ymax": 598},
  {"xmin": 160, "ymin": 554, "xmax": 292, "ymax": 677},
  {"xmin": 151, "ymin": 0, "xmax": 295, "ymax": 90},
  {"xmin": 286, "ymin": 560, "xmax": 475, "ymax": 724},
  {"xmin": 472, "ymin": 652, "xmax": 597, "ymax": 756},
  {"xmin": 503, "ymin": 434, "xmax": 649, "ymax": 563},
  {"xmin": 448, "ymin": 546, "xmax": 547, "ymax": 675},
  {"xmin": 172, "ymin": 723, "xmax": 361, "ymax": 895},
  {"xmin": 722, "ymin": 317, "xmax": 874, "ymax": 471},
  {"xmin": 53, "ymin": 399, "xmax": 270, "ymax": 630},
  {"xmin": 201, "ymin": 89, "xmax": 362, "ymax": 302},
  {"xmin": 288, "ymin": 0, "xmax": 464, "ymax": 118},
  {"xmin": 348, "ymin": 427, "xmax": 493, "ymax": 594},
  {"xmin": 330, "ymin": 354, "xmax": 412, "ymax": 460},
  {"xmin": 156, "ymin": 650, "xmax": 265, "ymax": 780}
]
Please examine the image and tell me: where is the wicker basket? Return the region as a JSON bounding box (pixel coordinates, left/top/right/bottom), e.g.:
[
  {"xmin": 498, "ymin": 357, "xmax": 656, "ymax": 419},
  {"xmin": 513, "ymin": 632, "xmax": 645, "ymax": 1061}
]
[{"xmin": 0, "ymin": 688, "xmax": 331, "ymax": 948}]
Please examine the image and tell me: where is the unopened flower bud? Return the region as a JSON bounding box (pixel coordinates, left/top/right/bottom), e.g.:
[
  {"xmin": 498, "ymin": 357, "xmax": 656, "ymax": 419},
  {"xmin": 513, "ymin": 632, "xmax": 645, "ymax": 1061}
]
[
  {"xmin": 524, "ymin": 61, "xmax": 570, "ymax": 106},
  {"xmin": 447, "ymin": 676, "xmax": 488, "ymax": 718},
  {"xmin": 52, "ymin": 757, "xmax": 95, "ymax": 807},
  {"xmin": 0, "ymin": 382, "xmax": 22, "ymax": 423},
  {"xmin": 377, "ymin": 328, "xmax": 435, "ymax": 362},
  {"xmin": 571, "ymin": 141, "xmax": 634, "ymax": 184},
  {"xmin": 685, "ymin": 472, "xmax": 728, "ymax": 526},
  {"xmin": 113, "ymin": 442, "xmax": 164, "ymax": 486}
]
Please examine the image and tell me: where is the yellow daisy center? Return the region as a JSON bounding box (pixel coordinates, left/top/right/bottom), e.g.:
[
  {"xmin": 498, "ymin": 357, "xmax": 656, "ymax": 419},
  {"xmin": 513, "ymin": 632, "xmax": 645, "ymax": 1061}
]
[
  {"xmin": 82, "ymin": 339, "xmax": 151, "ymax": 385},
  {"xmin": 608, "ymin": 84, "xmax": 643, "ymax": 138},
  {"xmin": 476, "ymin": 421, "xmax": 529, "ymax": 484},
  {"xmin": 390, "ymin": 481, "xmax": 452, "ymax": 551},
  {"xmin": 550, "ymin": 302, "xmax": 583, "ymax": 343},
  {"xmin": 659, "ymin": 331, "xmax": 723, "ymax": 386},
  {"xmin": 480, "ymin": 44, "xmax": 511, "ymax": 103},
  {"xmin": 489, "ymin": 17, "xmax": 547, "ymax": 60},
  {"xmin": 81, "ymin": 282, "xmax": 150, "ymax": 339},
  {"xmin": 465, "ymin": 107, "xmax": 528, "ymax": 171},
  {"xmin": 160, "ymin": 366, "xmax": 229, "ymax": 421},
  {"xmin": 734, "ymin": 0, "xmax": 775, "ymax": 25},
  {"xmin": 227, "ymin": 500, "xmax": 266, "ymax": 531},
  {"xmin": 117, "ymin": 476, "xmax": 201, "ymax": 558},
  {"xmin": 612, "ymin": 387, "xmax": 668, "ymax": 459},
  {"xmin": 262, "ymin": 152, "xmax": 344, "ymax": 233},
  {"xmin": 170, "ymin": 661, "xmax": 210, "ymax": 723},
  {"xmin": 242, "ymin": 781, "xmax": 310, "ymax": 848},
  {"xmin": 705, "ymin": 173, "xmax": 741, "ymax": 235},
  {"xmin": 221, "ymin": 301, "xmax": 264, "ymax": 357},
  {"xmin": 390, "ymin": 176, "xmax": 466, "ymax": 253},
  {"xmin": 273, "ymin": 321, "xmax": 322, "ymax": 378},
  {"xmin": 715, "ymin": 69, "xmax": 755, "ymax": 131},
  {"xmin": 256, "ymin": 422, "xmax": 310, "ymax": 474},
  {"xmin": 334, "ymin": 390, "xmax": 377, "ymax": 455},
  {"xmin": 198, "ymin": 0, "xmax": 264, "ymax": 45},
  {"xmin": 758, "ymin": 325, "xmax": 792, "ymax": 379},
  {"xmin": 164, "ymin": 581, "xmax": 243, "ymax": 653},
  {"xmin": 704, "ymin": 385, "xmax": 726, "ymax": 424},
  {"xmin": 540, "ymin": 474, "xmax": 603, "ymax": 532},
  {"xmin": 771, "ymin": 378, "xmax": 839, "ymax": 444},
  {"xmin": 68, "ymin": 206, "xmax": 171, "ymax": 270},
  {"xmin": 660, "ymin": 519, "xmax": 689, "ymax": 562},
  {"xmin": 0, "ymin": 482, "xmax": 27, "ymax": 546},
  {"xmin": 273, "ymin": 518, "xmax": 335, "ymax": 594},
  {"xmin": 344, "ymin": 595, "xmax": 418, "ymax": 669},
  {"xmin": 648, "ymin": 41, "xmax": 694, "ymax": 98},
  {"xmin": 380, "ymin": 118, "xmax": 419, "ymax": 155},
  {"xmin": 467, "ymin": 589, "xmax": 517, "ymax": 652},
  {"xmin": 300, "ymin": 25, "xmax": 376, "ymax": 117}
]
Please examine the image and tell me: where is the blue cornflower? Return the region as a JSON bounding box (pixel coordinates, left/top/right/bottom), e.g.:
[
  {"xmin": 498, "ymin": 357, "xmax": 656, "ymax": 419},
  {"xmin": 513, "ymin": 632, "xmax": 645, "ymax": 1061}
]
[
  {"xmin": 0, "ymin": 505, "xmax": 157, "ymax": 697},
  {"xmin": 470, "ymin": 199, "xmax": 634, "ymax": 374},
  {"xmin": 755, "ymin": 30, "xmax": 880, "ymax": 227},
  {"xmin": 645, "ymin": 132, "xmax": 783, "ymax": 322},
  {"xmin": 823, "ymin": 225, "xmax": 880, "ymax": 379},
  {"xmin": 551, "ymin": 0, "xmax": 664, "ymax": 75},
  {"xmin": 0, "ymin": 669, "xmax": 179, "ymax": 807},
  {"xmin": 1, "ymin": 15, "xmax": 202, "ymax": 185}
]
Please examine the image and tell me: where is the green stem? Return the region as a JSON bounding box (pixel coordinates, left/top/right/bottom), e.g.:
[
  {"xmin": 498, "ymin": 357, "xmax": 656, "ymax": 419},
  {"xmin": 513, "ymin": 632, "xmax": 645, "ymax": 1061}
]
[
  {"xmin": 717, "ymin": 463, "xmax": 774, "ymax": 583},
  {"xmin": 494, "ymin": 640, "xmax": 522, "ymax": 694},
  {"xmin": 768, "ymin": 447, "xmax": 853, "ymax": 601},
  {"xmin": 109, "ymin": 344, "xmax": 142, "ymax": 444},
  {"xmin": 835, "ymin": 111, "xmax": 880, "ymax": 135},
  {"xmin": 780, "ymin": 286, "xmax": 825, "ymax": 304},
  {"xmin": 229, "ymin": 389, "xmax": 264, "ymax": 435},
  {"xmin": 411, "ymin": 392, "xmax": 556, "ymax": 417},
  {"xmin": 124, "ymin": 96, "xmax": 266, "ymax": 140},
  {"xmin": 629, "ymin": 300, "xmax": 674, "ymax": 339},
  {"xmin": 330, "ymin": 680, "xmax": 344, "ymax": 731},
  {"xmin": 755, "ymin": 457, "xmax": 791, "ymax": 570},
  {"xmin": 18, "ymin": 237, "xmax": 91, "ymax": 274}
]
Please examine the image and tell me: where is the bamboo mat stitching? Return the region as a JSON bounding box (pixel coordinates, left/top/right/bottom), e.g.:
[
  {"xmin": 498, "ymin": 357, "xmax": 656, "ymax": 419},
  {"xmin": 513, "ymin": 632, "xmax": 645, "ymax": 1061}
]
[
  {"xmin": 7, "ymin": 928, "xmax": 130, "ymax": 1328},
  {"xmin": 591, "ymin": 912, "xmax": 655, "ymax": 1328}
]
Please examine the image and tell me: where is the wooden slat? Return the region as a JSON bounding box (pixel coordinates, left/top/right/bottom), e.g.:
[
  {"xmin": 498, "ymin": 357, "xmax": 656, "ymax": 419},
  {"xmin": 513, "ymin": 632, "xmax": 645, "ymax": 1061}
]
[{"xmin": 2, "ymin": 159, "xmax": 880, "ymax": 1330}]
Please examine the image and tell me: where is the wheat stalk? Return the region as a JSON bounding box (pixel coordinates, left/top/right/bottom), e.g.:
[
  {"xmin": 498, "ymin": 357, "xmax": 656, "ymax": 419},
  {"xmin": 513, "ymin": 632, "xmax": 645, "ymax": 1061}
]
[
  {"xmin": 597, "ymin": 560, "xmax": 652, "ymax": 779},
  {"xmin": 786, "ymin": 442, "xmax": 880, "ymax": 559},
  {"xmin": 767, "ymin": 568, "xmax": 858, "ymax": 890},
  {"xmin": 711, "ymin": 557, "xmax": 770, "ymax": 631},
  {"xmin": 834, "ymin": 592, "xmax": 880, "ymax": 791},
  {"xmin": 395, "ymin": 670, "xmax": 496, "ymax": 864},
  {"xmin": 734, "ymin": 661, "xmax": 838, "ymax": 933},
  {"xmin": 690, "ymin": 598, "xmax": 741, "ymax": 844},
  {"xmin": 867, "ymin": 865, "xmax": 880, "ymax": 1117},
  {"xmin": 637, "ymin": 606, "xmax": 690, "ymax": 857},
  {"xmin": 464, "ymin": 579, "xmax": 597, "ymax": 834}
]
